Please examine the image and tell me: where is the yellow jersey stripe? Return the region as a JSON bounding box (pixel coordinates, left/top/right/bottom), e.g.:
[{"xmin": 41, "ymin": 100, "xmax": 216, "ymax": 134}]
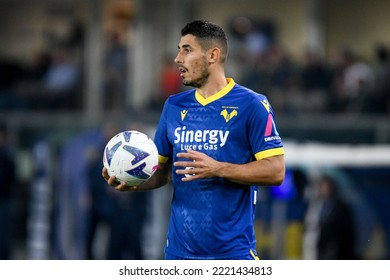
[{"xmin": 255, "ymin": 147, "xmax": 285, "ymax": 160}]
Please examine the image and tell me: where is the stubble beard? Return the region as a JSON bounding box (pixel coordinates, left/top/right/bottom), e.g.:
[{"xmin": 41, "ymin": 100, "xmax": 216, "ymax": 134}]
[{"xmin": 182, "ymin": 61, "xmax": 209, "ymax": 89}]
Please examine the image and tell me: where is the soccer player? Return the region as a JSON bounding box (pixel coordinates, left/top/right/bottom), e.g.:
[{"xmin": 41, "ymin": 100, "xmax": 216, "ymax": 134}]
[{"xmin": 102, "ymin": 20, "xmax": 285, "ymax": 260}]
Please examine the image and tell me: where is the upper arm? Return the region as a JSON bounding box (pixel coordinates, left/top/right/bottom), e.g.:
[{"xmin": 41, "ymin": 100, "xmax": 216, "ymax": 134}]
[{"xmin": 247, "ymin": 96, "xmax": 284, "ymax": 160}]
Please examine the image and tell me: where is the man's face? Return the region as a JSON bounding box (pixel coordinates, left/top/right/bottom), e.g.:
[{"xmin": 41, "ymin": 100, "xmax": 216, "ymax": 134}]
[{"xmin": 174, "ymin": 34, "xmax": 210, "ymax": 88}]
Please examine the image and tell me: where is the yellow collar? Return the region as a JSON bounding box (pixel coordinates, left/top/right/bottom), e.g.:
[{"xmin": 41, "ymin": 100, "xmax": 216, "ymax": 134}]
[{"xmin": 195, "ymin": 78, "xmax": 235, "ymax": 106}]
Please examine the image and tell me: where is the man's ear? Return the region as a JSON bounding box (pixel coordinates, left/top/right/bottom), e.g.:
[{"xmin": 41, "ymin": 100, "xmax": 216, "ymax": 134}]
[{"xmin": 208, "ymin": 48, "xmax": 221, "ymax": 64}]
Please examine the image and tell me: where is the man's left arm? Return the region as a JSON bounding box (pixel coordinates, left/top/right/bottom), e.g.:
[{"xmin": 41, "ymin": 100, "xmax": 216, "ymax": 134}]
[{"xmin": 174, "ymin": 150, "xmax": 285, "ymax": 186}]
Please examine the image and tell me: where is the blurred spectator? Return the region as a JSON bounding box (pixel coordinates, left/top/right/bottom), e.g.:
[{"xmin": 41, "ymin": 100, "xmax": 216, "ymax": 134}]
[
  {"xmin": 104, "ymin": 33, "xmax": 128, "ymax": 111},
  {"xmin": 229, "ymin": 16, "xmax": 270, "ymax": 60},
  {"xmin": 301, "ymin": 50, "xmax": 331, "ymax": 91},
  {"xmin": 267, "ymin": 45, "xmax": 297, "ymax": 90},
  {"xmin": 29, "ymin": 50, "xmax": 52, "ymax": 82},
  {"xmin": 106, "ymin": 188, "xmax": 149, "ymax": 260},
  {"xmin": 85, "ymin": 122, "xmax": 150, "ymax": 260},
  {"xmin": 329, "ymin": 47, "xmax": 375, "ymax": 113},
  {"xmin": 0, "ymin": 58, "xmax": 27, "ymax": 110},
  {"xmin": 0, "ymin": 123, "xmax": 17, "ymax": 259},
  {"xmin": 303, "ymin": 174, "xmax": 356, "ymax": 260},
  {"xmin": 17, "ymin": 48, "xmax": 81, "ymax": 111},
  {"xmin": 6, "ymin": 49, "xmax": 51, "ymax": 110},
  {"xmin": 38, "ymin": 48, "xmax": 80, "ymax": 110},
  {"xmin": 284, "ymin": 169, "xmax": 309, "ymax": 259},
  {"xmin": 229, "ymin": 16, "xmax": 274, "ymax": 89},
  {"xmin": 64, "ymin": 17, "xmax": 85, "ymax": 51},
  {"xmin": 105, "ymin": 122, "xmax": 150, "ymax": 260},
  {"xmin": 85, "ymin": 138, "xmax": 116, "ymax": 259},
  {"xmin": 299, "ymin": 50, "xmax": 332, "ymax": 113},
  {"xmin": 366, "ymin": 44, "xmax": 390, "ymax": 114},
  {"xmin": 257, "ymin": 45, "xmax": 301, "ymax": 114}
]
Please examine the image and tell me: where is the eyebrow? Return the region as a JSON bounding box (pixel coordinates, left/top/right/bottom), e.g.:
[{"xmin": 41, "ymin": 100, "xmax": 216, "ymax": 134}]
[{"xmin": 178, "ymin": 44, "xmax": 192, "ymax": 50}]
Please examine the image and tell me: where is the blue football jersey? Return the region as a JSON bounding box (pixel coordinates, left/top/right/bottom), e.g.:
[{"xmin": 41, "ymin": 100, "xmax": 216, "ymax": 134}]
[{"xmin": 154, "ymin": 78, "xmax": 284, "ymax": 259}]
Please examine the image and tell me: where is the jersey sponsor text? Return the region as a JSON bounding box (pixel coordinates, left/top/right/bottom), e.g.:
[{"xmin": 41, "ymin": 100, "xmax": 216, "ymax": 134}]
[{"xmin": 174, "ymin": 126, "xmax": 229, "ymax": 150}]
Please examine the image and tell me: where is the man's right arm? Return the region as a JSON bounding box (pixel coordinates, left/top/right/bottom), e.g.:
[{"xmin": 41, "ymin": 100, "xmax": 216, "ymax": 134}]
[{"xmin": 102, "ymin": 162, "xmax": 171, "ymax": 192}]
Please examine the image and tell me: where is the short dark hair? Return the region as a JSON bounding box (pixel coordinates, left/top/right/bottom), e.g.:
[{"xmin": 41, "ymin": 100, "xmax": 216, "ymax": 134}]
[{"xmin": 181, "ymin": 20, "xmax": 228, "ymax": 63}]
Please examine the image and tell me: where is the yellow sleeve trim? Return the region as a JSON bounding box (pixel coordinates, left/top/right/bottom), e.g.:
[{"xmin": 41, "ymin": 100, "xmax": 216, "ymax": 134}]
[
  {"xmin": 255, "ymin": 147, "xmax": 285, "ymax": 160},
  {"xmin": 158, "ymin": 155, "xmax": 169, "ymax": 164}
]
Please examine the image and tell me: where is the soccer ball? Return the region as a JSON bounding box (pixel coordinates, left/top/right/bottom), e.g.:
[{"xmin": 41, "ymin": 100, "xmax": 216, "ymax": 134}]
[{"xmin": 103, "ymin": 130, "xmax": 159, "ymax": 186}]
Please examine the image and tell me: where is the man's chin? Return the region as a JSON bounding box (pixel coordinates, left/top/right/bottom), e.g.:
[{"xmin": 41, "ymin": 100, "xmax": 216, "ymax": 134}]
[
  {"xmin": 182, "ymin": 80, "xmax": 193, "ymax": 87},
  {"xmin": 182, "ymin": 77, "xmax": 206, "ymax": 88}
]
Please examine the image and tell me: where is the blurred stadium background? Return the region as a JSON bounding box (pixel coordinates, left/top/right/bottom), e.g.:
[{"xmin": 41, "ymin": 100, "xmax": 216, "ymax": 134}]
[{"xmin": 0, "ymin": 0, "xmax": 390, "ymax": 260}]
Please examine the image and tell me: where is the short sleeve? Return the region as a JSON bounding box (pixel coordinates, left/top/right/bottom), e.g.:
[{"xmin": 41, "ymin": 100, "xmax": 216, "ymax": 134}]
[{"xmin": 247, "ymin": 95, "xmax": 285, "ymax": 160}]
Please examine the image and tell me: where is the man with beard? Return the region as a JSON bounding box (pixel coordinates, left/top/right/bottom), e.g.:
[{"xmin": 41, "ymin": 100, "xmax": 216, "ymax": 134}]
[{"xmin": 103, "ymin": 20, "xmax": 285, "ymax": 260}]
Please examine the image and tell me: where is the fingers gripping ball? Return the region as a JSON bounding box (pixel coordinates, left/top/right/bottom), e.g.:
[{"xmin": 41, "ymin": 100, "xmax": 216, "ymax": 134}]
[{"xmin": 103, "ymin": 130, "xmax": 158, "ymax": 186}]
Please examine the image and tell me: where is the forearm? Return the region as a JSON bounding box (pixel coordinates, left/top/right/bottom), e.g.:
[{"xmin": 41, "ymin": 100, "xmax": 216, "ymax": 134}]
[
  {"xmin": 175, "ymin": 150, "xmax": 285, "ymax": 186},
  {"xmin": 105, "ymin": 162, "xmax": 171, "ymax": 192},
  {"xmin": 134, "ymin": 163, "xmax": 171, "ymax": 191},
  {"xmin": 217, "ymin": 155, "xmax": 285, "ymax": 186},
  {"xmin": 132, "ymin": 162, "xmax": 171, "ymax": 191}
]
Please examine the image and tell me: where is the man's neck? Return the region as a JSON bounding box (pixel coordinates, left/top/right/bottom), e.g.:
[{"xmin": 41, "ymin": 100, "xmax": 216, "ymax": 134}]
[{"xmin": 196, "ymin": 74, "xmax": 228, "ymax": 99}]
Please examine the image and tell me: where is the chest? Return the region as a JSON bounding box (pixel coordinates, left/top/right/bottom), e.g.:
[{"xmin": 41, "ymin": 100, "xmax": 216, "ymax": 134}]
[{"xmin": 166, "ymin": 102, "xmax": 247, "ymax": 153}]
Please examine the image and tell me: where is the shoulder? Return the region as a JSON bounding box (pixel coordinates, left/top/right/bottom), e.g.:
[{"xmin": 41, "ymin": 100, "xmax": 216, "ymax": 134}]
[
  {"xmin": 233, "ymin": 83, "xmax": 267, "ymax": 100},
  {"xmin": 165, "ymin": 88, "xmax": 195, "ymax": 105},
  {"xmin": 233, "ymin": 83, "xmax": 272, "ymax": 113},
  {"xmin": 160, "ymin": 89, "xmax": 195, "ymax": 116}
]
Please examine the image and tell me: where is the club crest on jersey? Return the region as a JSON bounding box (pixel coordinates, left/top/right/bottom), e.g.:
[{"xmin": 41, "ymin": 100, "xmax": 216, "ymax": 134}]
[
  {"xmin": 181, "ymin": 109, "xmax": 188, "ymax": 121},
  {"xmin": 220, "ymin": 109, "xmax": 238, "ymax": 123}
]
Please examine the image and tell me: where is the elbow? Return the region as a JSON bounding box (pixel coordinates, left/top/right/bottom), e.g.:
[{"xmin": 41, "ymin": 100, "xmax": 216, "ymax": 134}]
[
  {"xmin": 270, "ymin": 160, "xmax": 286, "ymax": 186},
  {"xmin": 272, "ymin": 171, "xmax": 285, "ymax": 186},
  {"xmin": 260, "ymin": 166, "xmax": 285, "ymax": 187}
]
